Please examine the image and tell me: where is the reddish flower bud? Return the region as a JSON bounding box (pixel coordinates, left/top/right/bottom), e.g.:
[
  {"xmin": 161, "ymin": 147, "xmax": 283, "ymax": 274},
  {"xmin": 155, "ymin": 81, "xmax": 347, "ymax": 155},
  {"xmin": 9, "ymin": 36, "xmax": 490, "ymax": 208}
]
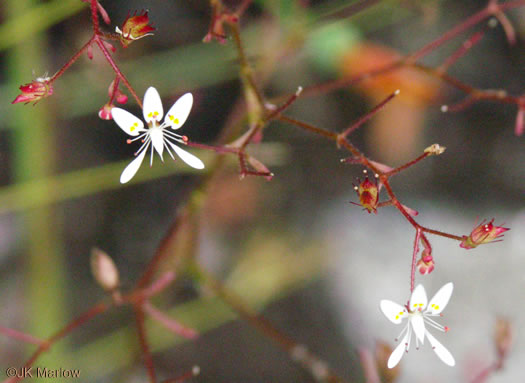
[
  {"xmin": 417, "ymin": 256, "xmax": 434, "ymax": 275},
  {"xmin": 115, "ymin": 10, "xmax": 155, "ymax": 47},
  {"xmin": 12, "ymin": 78, "xmax": 53, "ymax": 105},
  {"xmin": 460, "ymin": 218, "xmax": 510, "ymax": 249},
  {"xmin": 115, "ymin": 90, "xmax": 128, "ymax": 104},
  {"xmin": 107, "ymin": 80, "xmax": 128, "ymax": 104},
  {"xmin": 98, "ymin": 103, "xmax": 114, "ymax": 120},
  {"xmin": 352, "ymin": 170, "xmax": 379, "ymax": 214}
]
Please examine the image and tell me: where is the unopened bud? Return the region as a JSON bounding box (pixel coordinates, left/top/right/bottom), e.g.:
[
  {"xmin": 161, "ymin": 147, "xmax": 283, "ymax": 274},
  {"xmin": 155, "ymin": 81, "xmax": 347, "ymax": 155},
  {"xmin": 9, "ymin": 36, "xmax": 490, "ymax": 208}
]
[
  {"xmin": 352, "ymin": 170, "xmax": 379, "ymax": 214},
  {"xmin": 90, "ymin": 248, "xmax": 119, "ymax": 291},
  {"xmin": 98, "ymin": 103, "xmax": 114, "ymax": 120},
  {"xmin": 424, "ymin": 143, "xmax": 446, "ymax": 156},
  {"xmin": 12, "ymin": 78, "xmax": 53, "ymax": 105},
  {"xmin": 460, "ymin": 218, "xmax": 509, "ymax": 249},
  {"xmin": 115, "ymin": 10, "xmax": 155, "ymax": 48}
]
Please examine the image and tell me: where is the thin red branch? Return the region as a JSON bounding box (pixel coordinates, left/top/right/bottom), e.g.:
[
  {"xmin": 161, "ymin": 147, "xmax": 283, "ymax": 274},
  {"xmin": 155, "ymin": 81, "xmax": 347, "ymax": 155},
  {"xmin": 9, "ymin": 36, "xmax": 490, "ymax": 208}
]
[
  {"xmin": 339, "ymin": 90, "xmax": 400, "ymax": 141},
  {"xmin": 438, "ymin": 23, "xmax": 491, "ymax": 74},
  {"xmin": 90, "ymin": 0, "xmax": 100, "ymax": 34},
  {"xmin": 94, "ymin": 37, "xmax": 142, "ymax": 108},
  {"xmin": 8, "ymin": 302, "xmax": 108, "ymax": 383},
  {"xmin": 134, "ymin": 306, "xmax": 157, "ymax": 383},
  {"xmin": 0, "ymin": 326, "xmax": 47, "ymax": 347},
  {"xmin": 411, "ymin": 228, "xmax": 422, "ymax": 293},
  {"xmin": 49, "ymin": 37, "xmax": 95, "ymax": 83},
  {"xmin": 385, "ymin": 152, "xmax": 430, "ymax": 177}
]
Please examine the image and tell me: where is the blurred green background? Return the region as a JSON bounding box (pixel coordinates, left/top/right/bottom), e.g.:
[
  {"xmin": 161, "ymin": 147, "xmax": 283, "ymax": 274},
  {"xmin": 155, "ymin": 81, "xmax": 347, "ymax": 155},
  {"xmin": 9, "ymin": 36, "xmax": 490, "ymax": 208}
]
[{"xmin": 1, "ymin": 1, "xmax": 524, "ymax": 382}]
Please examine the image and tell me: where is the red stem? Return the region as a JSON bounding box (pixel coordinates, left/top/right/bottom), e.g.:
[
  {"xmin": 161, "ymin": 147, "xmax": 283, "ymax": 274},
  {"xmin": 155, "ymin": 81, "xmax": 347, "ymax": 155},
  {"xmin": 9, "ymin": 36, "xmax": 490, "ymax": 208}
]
[
  {"xmin": 439, "ymin": 24, "xmax": 490, "ymax": 74},
  {"xmin": 49, "ymin": 37, "xmax": 95, "ymax": 83},
  {"xmin": 411, "ymin": 228, "xmax": 422, "ymax": 292},
  {"xmin": 0, "ymin": 326, "xmax": 47, "ymax": 346},
  {"xmin": 90, "ymin": 0, "xmax": 99, "ymax": 34},
  {"xmin": 134, "ymin": 306, "xmax": 157, "ymax": 383},
  {"xmin": 94, "ymin": 36, "xmax": 142, "ymax": 108},
  {"xmin": 108, "ymin": 76, "xmax": 121, "ymax": 105},
  {"xmin": 339, "ymin": 90, "xmax": 399, "ymax": 139},
  {"xmin": 422, "ymin": 227, "xmax": 463, "ymax": 241},
  {"xmin": 8, "ymin": 302, "xmax": 109, "ymax": 383},
  {"xmin": 385, "ymin": 152, "xmax": 430, "ymax": 177}
]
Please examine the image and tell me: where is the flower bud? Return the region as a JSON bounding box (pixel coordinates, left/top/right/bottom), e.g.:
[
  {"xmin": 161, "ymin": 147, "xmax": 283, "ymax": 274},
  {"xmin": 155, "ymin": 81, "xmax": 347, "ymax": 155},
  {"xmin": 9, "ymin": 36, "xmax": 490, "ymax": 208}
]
[
  {"xmin": 115, "ymin": 10, "xmax": 155, "ymax": 47},
  {"xmin": 107, "ymin": 80, "xmax": 128, "ymax": 104},
  {"xmin": 417, "ymin": 257, "xmax": 434, "ymax": 275},
  {"xmin": 352, "ymin": 170, "xmax": 379, "ymax": 214},
  {"xmin": 90, "ymin": 248, "xmax": 119, "ymax": 291},
  {"xmin": 460, "ymin": 218, "xmax": 509, "ymax": 249},
  {"xmin": 115, "ymin": 90, "xmax": 128, "ymax": 104},
  {"xmin": 424, "ymin": 143, "xmax": 446, "ymax": 155},
  {"xmin": 98, "ymin": 103, "xmax": 114, "ymax": 120},
  {"xmin": 12, "ymin": 78, "xmax": 53, "ymax": 105}
]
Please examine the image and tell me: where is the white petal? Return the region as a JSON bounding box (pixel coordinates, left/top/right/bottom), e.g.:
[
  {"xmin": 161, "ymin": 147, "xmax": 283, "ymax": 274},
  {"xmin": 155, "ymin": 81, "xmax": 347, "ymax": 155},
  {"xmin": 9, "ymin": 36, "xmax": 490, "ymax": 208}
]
[
  {"xmin": 425, "ymin": 330, "xmax": 455, "ymax": 366},
  {"xmin": 111, "ymin": 108, "xmax": 145, "ymax": 136},
  {"xmin": 149, "ymin": 128, "xmax": 164, "ymax": 159},
  {"xmin": 410, "ymin": 315, "xmax": 426, "ymax": 345},
  {"xmin": 120, "ymin": 149, "xmax": 147, "ymax": 184},
  {"xmin": 380, "ymin": 300, "xmax": 408, "ymax": 324},
  {"xmin": 164, "ymin": 93, "xmax": 193, "ymax": 130},
  {"xmin": 410, "ymin": 284, "xmax": 428, "ymax": 312},
  {"xmin": 166, "ymin": 141, "xmax": 205, "ymax": 169},
  {"xmin": 426, "ymin": 283, "xmax": 453, "ymax": 315},
  {"xmin": 388, "ymin": 332, "xmax": 409, "ymax": 369},
  {"xmin": 143, "ymin": 87, "xmax": 164, "ymax": 123}
]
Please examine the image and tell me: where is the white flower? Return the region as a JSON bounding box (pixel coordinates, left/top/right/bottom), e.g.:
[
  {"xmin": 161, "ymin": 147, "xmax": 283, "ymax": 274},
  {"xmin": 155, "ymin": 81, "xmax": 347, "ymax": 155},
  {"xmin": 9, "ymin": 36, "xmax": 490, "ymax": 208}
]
[
  {"xmin": 112, "ymin": 87, "xmax": 205, "ymax": 184},
  {"xmin": 380, "ymin": 283, "xmax": 455, "ymax": 368}
]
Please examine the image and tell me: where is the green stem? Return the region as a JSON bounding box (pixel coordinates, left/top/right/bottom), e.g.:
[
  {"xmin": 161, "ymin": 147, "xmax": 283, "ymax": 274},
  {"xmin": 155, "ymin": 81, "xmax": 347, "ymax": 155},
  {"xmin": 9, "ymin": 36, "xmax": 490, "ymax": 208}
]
[{"xmin": 7, "ymin": 0, "xmax": 67, "ymax": 377}]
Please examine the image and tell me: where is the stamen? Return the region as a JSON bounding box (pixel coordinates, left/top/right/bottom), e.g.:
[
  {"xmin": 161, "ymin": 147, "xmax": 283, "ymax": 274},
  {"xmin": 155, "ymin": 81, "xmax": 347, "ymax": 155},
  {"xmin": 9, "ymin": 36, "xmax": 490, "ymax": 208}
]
[
  {"xmin": 423, "ymin": 316, "xmax": 446, "ymax": 332},
  {"xmin": 162, "ymin": 128, "xmax": 186, "ymax": 144},
  {"xmin": 164, "ymin": 140, "xmax": 175, "ymax": 160},
  {"xmin": 128, "ymin": 132, "xmax": 148, "ymax": 143},
  {"xmin": 133, "ymin": 135, "xmax": 151, "ymax": 157},
  {"xmin": 395, "ymin": 324, "xmax": 409, "ymax": 342}
]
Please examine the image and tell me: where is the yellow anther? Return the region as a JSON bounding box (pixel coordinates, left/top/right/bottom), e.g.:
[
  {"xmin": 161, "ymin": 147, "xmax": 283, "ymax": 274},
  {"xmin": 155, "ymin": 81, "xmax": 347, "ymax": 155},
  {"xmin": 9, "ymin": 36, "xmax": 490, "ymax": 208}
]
[
  {"xmin": 153, "ymin": 111, "xmax": 159, "ymax": 116},
  {"xmin": 130, "ymin": 126, "xmax": 135, "ymax": 132},
  {"xmin": 174, "ymin": 118, "xmax": 179, "ymax": 124},
  {"xmin": 395, "ymin": 315, "xmax": 399, "ymax": 320},
  {"xmin": 148, "ymin": 112, "xmax": 153, "ymax": 118}
]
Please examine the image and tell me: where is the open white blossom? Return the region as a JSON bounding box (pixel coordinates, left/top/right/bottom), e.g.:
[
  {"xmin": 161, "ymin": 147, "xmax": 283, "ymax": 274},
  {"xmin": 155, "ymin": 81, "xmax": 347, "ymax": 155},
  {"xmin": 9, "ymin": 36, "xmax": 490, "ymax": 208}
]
[
  {"xmin": 380, "ymin": 283, "xmax": 455, "ymax": 368},
  {"xmin": 112, "ymin": 87, "xmax": 204, "ymax": 184}
]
